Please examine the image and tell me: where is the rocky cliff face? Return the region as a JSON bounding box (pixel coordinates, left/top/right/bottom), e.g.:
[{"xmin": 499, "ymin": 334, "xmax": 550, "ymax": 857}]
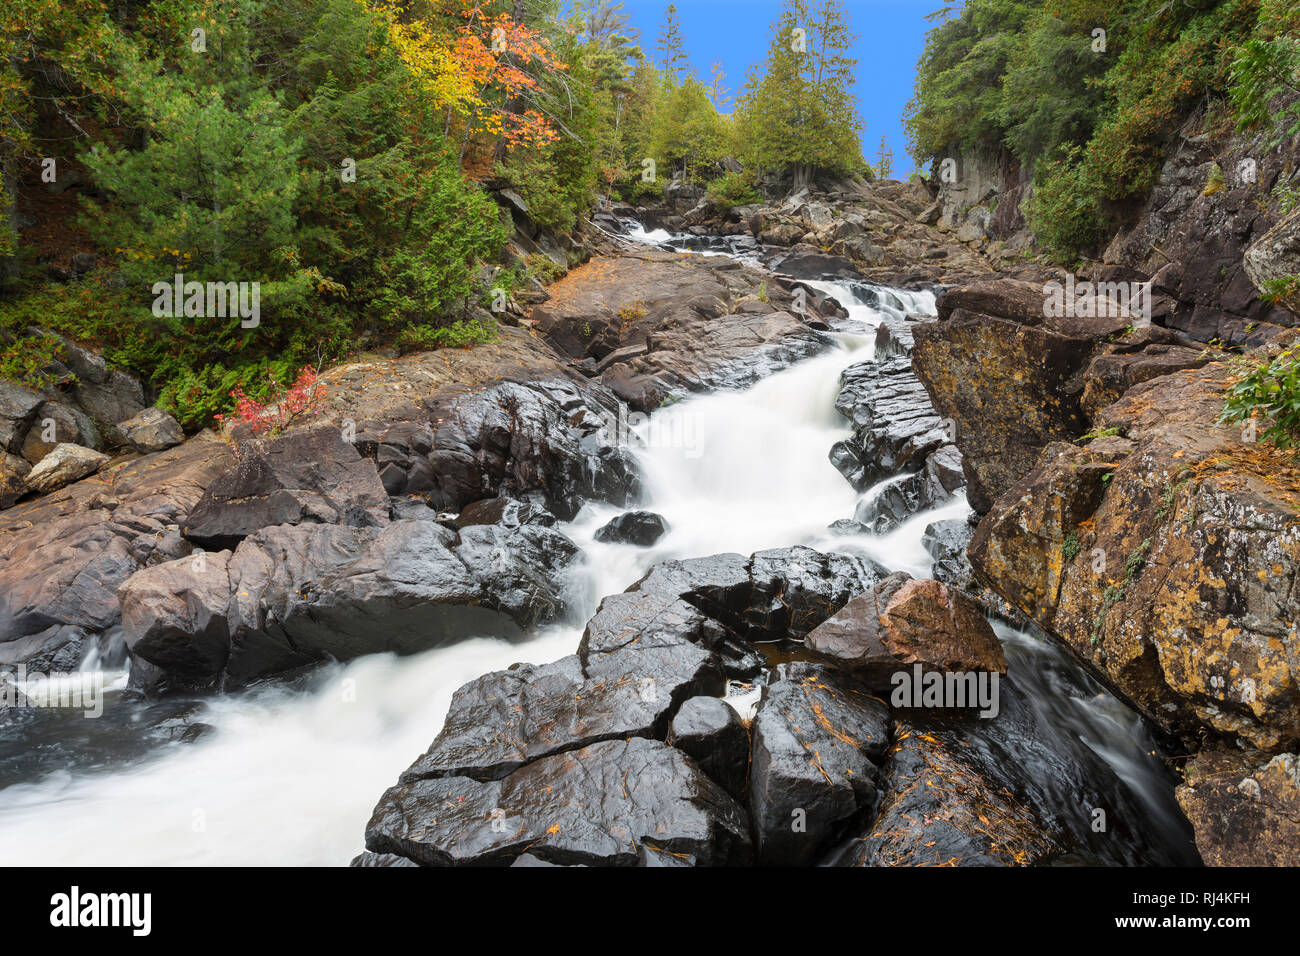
[
  {"xmin": 969, "ymin": 364, "xmax": 1300, "ymax": 752},
  {"xmin": 1103, "ymin": 114, "xmax": 1300, "ymax": 344},
  {"xmin": 935, "ymin": 103, "xmax": 1300, "ymax": 346},
  {"xmin": 913, "ymin": 271, "xmax": 1300, "ymax": 865},
  {"xmin": 913, "ymin": 277, "xmax": 1208, "ymax": 512},
  {"xmin": 931, "ymin": 146, "xmax": 1031, "ymax": 246}
]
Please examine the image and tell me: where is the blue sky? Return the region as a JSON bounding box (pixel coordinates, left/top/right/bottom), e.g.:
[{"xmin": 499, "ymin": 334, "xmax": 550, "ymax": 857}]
[{"xmin": 616, "ymin": 0, "xmax": 939, "ymax": 172}]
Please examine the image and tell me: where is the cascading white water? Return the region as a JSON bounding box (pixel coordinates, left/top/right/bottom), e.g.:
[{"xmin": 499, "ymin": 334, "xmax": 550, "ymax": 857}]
[
  {"xmin": 0, "ymin": 237, "xmax": 1186, "ymax": 865},
  {"xmin": 0, "ymin": 275, "xmax": 938, "ymax": 865}
]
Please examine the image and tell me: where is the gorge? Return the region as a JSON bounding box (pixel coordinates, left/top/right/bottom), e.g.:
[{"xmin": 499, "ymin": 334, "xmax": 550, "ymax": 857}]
[{"xmin": 2, "ymin": 0, "xmax": 1299, "ymax": 877}]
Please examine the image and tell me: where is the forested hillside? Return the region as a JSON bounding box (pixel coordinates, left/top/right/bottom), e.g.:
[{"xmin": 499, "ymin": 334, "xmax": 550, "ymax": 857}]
[
  {"xmin": 907, "ymin": 0, "xmax": 1300, "ymax": 259},
  {"xmin": 0, "ymin": 0, "xmax": 866, "ymax": 427}
]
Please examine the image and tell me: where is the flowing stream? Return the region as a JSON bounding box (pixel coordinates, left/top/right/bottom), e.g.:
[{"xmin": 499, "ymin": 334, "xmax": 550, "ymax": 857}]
[{"xmin": 0, "ymin": 235, "xmax": 1188, "ymax": 865}]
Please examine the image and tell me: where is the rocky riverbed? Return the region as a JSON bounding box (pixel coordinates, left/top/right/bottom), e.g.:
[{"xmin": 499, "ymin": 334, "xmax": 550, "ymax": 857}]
[{"xmin": 1, "ymin": 173, "xmax": 1296, "ymax": 867}]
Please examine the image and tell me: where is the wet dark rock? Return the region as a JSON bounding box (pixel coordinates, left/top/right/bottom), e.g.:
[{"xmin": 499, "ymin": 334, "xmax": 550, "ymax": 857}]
[
  {"xmin": 922, "ymin": 518, "xmax": 975, "ymax": 587},
  {"xmin": 396, "ymin": 653, "xmax": 691, "ymax": 784},
  {"xmin": 349, "ymin": 851, "xmax": 419, "ymax": 867},
  {"xmin": 509, "ymin": 853, "xmax": 584, "ymax": 867},
  {"xmin": 830, "ymin": 357, "xmax": 950, "ymax": 492},
  {"xmin": 0, "ymin": 693, "xmax": 214, "ymax": 787},
  {"xmin": 594, "ymin": 510, "xmax": 669, "ymax": 546},
  {"xmin": 454, "ymin": 496, "xmax": 554, "ymax": 529},
  {"xmin": 365, "ymin": 737, "xmax": 753, "ymax": 866},
  {"xmin": 688, "ymin": 547, "xmax": 888, "ymax": 643},
  {"xmin": 747, "ymin": 662, "xmax": 891, "ymax": 865},
  {"xmin": 851, "ymin": 451, "xmax": 962, "ymax": 534},
  {"xmin": 119, "ymin": 519, "xmax": 579, "ymax": 688},
  {"xmin": 668, "ymin": 696, "xmax": 750, "ymax": 799},
  {"xmin": 417, "ymin": 378, "xmax": 639, "ymax": 520},
  {"xmin": 183, "ymin": 426, "xmax": 390, "ymax": 549},
  {"xmin": 768, "ymin": 245, "xmax": 858, "ymax": 280},
  {"xmin": 453, "ymin": 523, "xmax": 579, "ymax": 626}
]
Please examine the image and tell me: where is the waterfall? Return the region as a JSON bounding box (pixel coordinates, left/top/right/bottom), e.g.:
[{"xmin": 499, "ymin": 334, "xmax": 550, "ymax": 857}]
[{"xmin": 0, "ymin": 228, "xmax": 1188, "ymax": 866}]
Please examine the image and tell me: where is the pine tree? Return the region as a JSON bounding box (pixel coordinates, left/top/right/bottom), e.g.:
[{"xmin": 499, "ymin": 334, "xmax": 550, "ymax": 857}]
[
  {"xmin": 876, "ymin": 134, "xmax": 893, "ymax": 178},
  {"xmin": 655, "ymin": 3, "xmax": 689, "ymax": 83},
  {"xmin": 80, "ymin": 0, "xmax": 303, "ymax": 285},
  {"xmin": 734, "ymin": 0, "xmax": 864, "ymax": 181}
]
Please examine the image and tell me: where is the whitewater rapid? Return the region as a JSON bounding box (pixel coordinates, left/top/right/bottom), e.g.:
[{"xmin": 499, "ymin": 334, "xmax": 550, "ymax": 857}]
[{"xmin": 0, "ymin": 253, "xmax": 1183, "ymax": 865}]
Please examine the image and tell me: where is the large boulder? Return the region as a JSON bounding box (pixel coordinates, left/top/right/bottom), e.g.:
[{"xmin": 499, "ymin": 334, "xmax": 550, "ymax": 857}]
[
  {"xmin": 0, "ymin": 452, "xmax": 30, "ymax": 509},
  {"xmin": 413, "ymin": 378, "xmax": 639, "ymax": 520},
  {"xmin": 830, "ymin": 356, "xmax": 953, "ymax": 493},
  {"xmin": 24, "ymin": 443, "xmax": 110, "ymax": 494},
  {"xmin": 365, "ymin": 737, "xmax": 753, "ymax": 866},
  {"xmin": 532, "ymin": 252, "xmax": 837, "ymax": 411},
  {"xmin": 396, "ymin": 654, "xmax": 693, "ymax": 784},
  {"xmin": 913, "ymin": 281, "xmax": 1199, "ymax": 512},
  {"xmin": 119, "ymin": 518, "xmax": 579, "ymax": 688},
  {"xmin": 594, "ymin": 510, "xmax": 669, "ymax": 546},
  {"xmin": 1176, "ymin": 750, "xmax": 1300, "ymax": 866},
  {"xmin": 70, "ymin": 367, "xmax": 147, "ymax": 426},
  {"xmin": 969, "ymin": 364, "xmax": 1300, "ymax": 751},
  {"xmin": 117, "ymin": 407, "xmax": 184, "ymax": 453},
  {"xmin": 747, "ymin": 662, "xmax": 891, "ymax": 865},
  {"xmin": 19, "ymin": 400, "xmax": 100, "ymax": 462},
  {"xmin": 183, "ymin": 426, "xmax": 390, "ymax": 548},
  {"xmin": 0, "ymin": 436, "xmax": 229, "ymax": 667},
  {"xmin": 912, "ymin": 314, "xmax": 1095, "ymax": 513},
  {"xmin": 805, "ymin": 575, "xmax": 1006, "ymax": 692},
  {"xmin": 668, "ymin": 696, "xmax": 750, "ymax": 799},
  {"xmin": 0, "ymin": 381, "xmax": 43, "ymax": 453},
  {"xmin": 579, "ymin": 547, "xmax": 889, "ymax": 684}
]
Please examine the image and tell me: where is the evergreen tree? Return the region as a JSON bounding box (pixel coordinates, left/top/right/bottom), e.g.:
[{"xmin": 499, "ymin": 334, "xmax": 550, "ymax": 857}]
[
  {"xmin": 733, "ymin": 0, "xmax": 864, "ymax": 180},
  {"xmin": 875, "ymin": 134, "xmax": 893, "ymax": 178},
  {"xmin": 80, "ymin": 0, "xmax": 303, "ymax": 284},
  {"xmin": 655, "ymin": 3, "xmax": 689, "ymax": 82}
]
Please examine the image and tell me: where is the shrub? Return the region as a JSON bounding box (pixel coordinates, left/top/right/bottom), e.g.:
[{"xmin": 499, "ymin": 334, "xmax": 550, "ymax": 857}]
[
  {"xmin": 706, "ymin": 170, "xmax": 761, "ymax": 211},
  {"xmin": 1219, "ymin": 345, "xmax": 1300, "ymax": 451},
  {"xmin": 1061, "ymin": 531, "xmax": 1081, "ymax": 561},
  {"xmin": 1026, "ymin": 146, "xmax": 1104, "ymax": 261},
  {"xmin": 394, "ymin": 319, "xmax": 498, "ymax": 355},
  {"xmin": 158, "ymin": 358, "xmax": 296, "ymax": 431},
  {"xmin": 0, "ymin": 332, "xmax": 69, "ymax": 391},
  {"xmin": 215, "ymin": 365, "xmax": 327, "ymax": 441}
]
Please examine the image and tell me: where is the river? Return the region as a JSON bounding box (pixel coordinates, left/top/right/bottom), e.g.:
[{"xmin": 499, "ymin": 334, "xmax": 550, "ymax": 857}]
[{"xmin": 0, "ymin": 232, "xmax": 1190, "ymax": 865}]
